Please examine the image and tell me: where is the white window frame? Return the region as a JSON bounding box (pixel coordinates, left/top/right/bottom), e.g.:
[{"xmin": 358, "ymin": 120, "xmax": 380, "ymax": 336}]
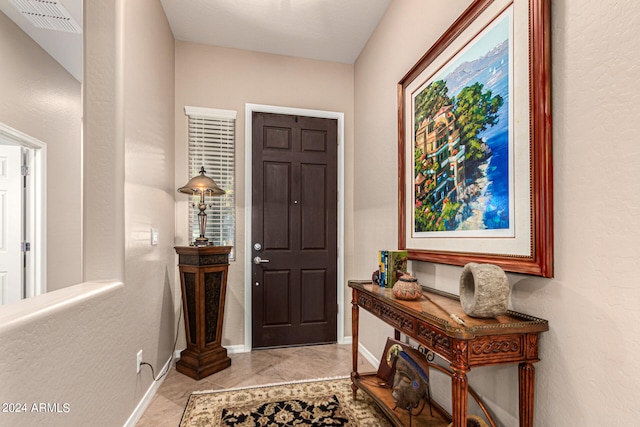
[{"xmin": 184, "ymin": 106, "xmax": 236, "ymax": 259}]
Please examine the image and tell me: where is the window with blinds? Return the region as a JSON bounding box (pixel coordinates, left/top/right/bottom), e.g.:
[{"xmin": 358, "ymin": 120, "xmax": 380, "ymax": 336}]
[{"xmin": 185, "ymin": 106, "xmax": 236, "ymax": 259}]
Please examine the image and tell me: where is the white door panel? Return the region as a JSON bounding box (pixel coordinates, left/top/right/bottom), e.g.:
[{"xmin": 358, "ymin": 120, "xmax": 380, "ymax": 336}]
[{"xmin": 0, "ymin": 145, "xmax": 23, "ymax": 304}]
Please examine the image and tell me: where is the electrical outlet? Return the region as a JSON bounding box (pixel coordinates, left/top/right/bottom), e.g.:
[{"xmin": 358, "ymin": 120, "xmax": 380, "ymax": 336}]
[{"xmin": 136, "ymin": 350, "xmax": 143, "ymax": 374}]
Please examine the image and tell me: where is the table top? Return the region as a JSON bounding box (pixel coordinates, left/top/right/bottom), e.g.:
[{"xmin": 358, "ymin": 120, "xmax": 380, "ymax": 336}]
[
  {"xmin": 349, "ymin": 280, "xmax": 549, "ymax": 339},
  {"xmin": 174, "ymin": 245, "xmax": 232, "ymax": 255}
]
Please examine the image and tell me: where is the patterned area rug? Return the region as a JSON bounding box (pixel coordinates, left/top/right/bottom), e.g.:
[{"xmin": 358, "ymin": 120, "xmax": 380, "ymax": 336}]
[{"xmin": 179, "ymin": 377, "xmax": 391, "ymax": 426}]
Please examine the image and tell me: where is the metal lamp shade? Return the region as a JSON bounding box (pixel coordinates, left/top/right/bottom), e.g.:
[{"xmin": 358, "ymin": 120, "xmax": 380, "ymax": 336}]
[{"xmin": 177, "ymin": 166, "xmax": 225, "ymax": 197}]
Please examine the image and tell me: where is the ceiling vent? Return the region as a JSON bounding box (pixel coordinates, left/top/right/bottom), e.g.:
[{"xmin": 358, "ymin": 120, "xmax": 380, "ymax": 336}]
[{"xmin": 10, "ymin": 0, "xmax": 81, "ymax": 33}]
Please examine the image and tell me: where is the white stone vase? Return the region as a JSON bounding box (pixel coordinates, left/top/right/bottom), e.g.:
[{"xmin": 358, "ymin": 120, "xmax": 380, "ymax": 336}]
[{"xmin": 459, "ymin": 263, "xmax": 510, "ymax": 318}]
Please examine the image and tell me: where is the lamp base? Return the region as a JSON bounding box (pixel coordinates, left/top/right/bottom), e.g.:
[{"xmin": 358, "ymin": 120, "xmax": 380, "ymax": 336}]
[{"xmin": 194, "ymin": 237, "xmax": 209, "ymax": 246}]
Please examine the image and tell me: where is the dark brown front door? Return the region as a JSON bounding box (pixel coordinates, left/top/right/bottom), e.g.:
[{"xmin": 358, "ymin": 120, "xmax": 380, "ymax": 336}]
[{"xmin": 251, "ymin": 112, "xmax": 338, "ymax": 348}]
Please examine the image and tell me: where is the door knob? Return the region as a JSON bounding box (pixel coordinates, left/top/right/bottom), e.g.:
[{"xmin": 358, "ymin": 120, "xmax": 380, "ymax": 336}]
[{"xmin": 253, "ymin": 256, "xmax": 270, "ymax": 265}]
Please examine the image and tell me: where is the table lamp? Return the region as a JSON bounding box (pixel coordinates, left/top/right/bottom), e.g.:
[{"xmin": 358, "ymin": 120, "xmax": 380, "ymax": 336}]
[{"xmin": 178, "ymin": 166, "xmax": 225, "ymax": 246}]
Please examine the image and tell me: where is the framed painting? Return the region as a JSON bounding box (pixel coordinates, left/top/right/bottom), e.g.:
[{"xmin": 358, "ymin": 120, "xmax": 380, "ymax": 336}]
[{"xmin": 398, "ymin": 0, "xmax": 552, "ymax": 277}]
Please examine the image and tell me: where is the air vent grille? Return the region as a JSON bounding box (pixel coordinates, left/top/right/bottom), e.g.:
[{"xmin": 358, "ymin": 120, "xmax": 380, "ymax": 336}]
[{"xmin": 10, "ymin": 0, "xmax": 81, "ymax": 33}]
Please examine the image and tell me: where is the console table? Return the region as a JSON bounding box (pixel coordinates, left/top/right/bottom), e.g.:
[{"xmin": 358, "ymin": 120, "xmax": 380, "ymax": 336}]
[{"xmin": 349, "ymin": 280, "xmax": 549, "ymax": 427}]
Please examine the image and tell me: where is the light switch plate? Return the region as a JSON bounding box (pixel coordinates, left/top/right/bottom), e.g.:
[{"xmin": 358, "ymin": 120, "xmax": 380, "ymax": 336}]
[{"xmin": 151, "ymin": 228, "xmax": 159, "ymax": 246}]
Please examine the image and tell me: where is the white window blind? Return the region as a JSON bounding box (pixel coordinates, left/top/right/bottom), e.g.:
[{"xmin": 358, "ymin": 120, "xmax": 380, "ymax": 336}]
[{"xmin": 185, "ymin": 106, "xmax": 236, "ymax": 259}]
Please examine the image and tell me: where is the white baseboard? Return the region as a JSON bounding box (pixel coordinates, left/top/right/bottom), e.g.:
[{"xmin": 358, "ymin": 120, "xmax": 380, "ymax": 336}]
[
  {"xmin": 341, "ymin": 335, "xmax": 381, "ymax": 369},
  {"xmin": 226, "ymin": 344, "xmax": 247, "ymax": 354},
  {"xmin": 358, "ymin": 342, "xmax": 380, "ymax": 368},
  {"xmin": 123, "ymin": 355, "xmax": 173, "ymax": 427},
  {"xmin": 340, "ymin": 335, "xmax": 352, "ymax": 345}
]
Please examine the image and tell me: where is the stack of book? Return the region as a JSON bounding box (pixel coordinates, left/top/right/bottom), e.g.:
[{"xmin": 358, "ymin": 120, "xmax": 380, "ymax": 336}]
[{"xmin": 377, "ymin": 250, "xmax": 408, "ymax": 287}]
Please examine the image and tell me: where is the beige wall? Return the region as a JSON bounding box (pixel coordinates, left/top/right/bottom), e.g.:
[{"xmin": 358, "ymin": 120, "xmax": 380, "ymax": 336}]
[
  {"xmin": 0, "ymin": 0, "xmax": 176, "ymax": 425},
  {"xmin": 0, "ymin": 10, "xmax": 82, "ymax": 292},
  {"xmin": 354, "ymin": 0, "xmax": 640, "ymax": 425},
  {"xmin": 174, "ymin": 43, "xmax": 355, "ymax": 346},
  {"xmin": 123, "ymin": 0, "xmax": 177, "ymax": 397}
]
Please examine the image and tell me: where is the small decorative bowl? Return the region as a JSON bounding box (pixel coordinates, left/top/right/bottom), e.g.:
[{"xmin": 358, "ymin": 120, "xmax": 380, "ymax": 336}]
[{"xmin": 392, "ymin": 274, "xmax": 423, "ymax": 300}]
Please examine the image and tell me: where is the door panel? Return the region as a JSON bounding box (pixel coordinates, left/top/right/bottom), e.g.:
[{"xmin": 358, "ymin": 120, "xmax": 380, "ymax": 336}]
[
  {"xmin": 263, "ymin": 270, "xmax": 291, "ymax": 326},
  {"xmin": 0, "ymin": 145, "xmax": 22, "ymax": 305},
  {"xmin": 301, "ymin": 129, "xmax": 327, "ymax": 152},
  {"xmin": 301, "ymin": 163, "xmax": 327, "ymax": 250},
  {"xmin": 300, "ymin": 269, "xmax": 327, "ymax": 323},
  {"xmin": 263, "ymin": 162, "xmax": 291, "ymax": 250},
  {"xmin": 252, "ymin": 112, "xmax": 338, "ymax": 348},
  {"xmin": 264, "ymin": 126, "xmax": 291, "ymax": 150}
]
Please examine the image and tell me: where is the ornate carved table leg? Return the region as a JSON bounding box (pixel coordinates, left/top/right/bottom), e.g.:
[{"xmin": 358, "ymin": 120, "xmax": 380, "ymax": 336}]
[
  {"xmin": 451, "ymin": 340, "xmax": 469, "ymax": 427},
  {"xmin": 519, "ymin": 362, "xmax": 536, "ymax": 427},
  {"xmin": 451, "ymin": 369, "xmax": 469, "ymax": 427},
  {"xmin": 351, "ymin": 290, "xmax": 360, "ymax": 399}
]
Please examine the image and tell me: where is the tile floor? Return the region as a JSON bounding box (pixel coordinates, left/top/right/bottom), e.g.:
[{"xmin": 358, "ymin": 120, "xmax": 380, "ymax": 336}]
[{"xmin": 136, "ymin": 343, "xmax": 374, "ymax": 426}]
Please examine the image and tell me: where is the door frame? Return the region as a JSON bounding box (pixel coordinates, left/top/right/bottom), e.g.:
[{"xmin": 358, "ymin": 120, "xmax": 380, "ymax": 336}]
[
  {"xmin": 0, "ymin": 123, "xmax": 47, "ymax": 299},
  {"xmin": 244, "ymin": 103, "xmax": 345, "ymax": 352}
]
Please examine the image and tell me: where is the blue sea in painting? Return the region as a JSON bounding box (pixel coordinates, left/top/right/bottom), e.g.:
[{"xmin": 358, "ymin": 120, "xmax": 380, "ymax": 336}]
[
  {"xmin": 444, "ymin": 38, "xmax": 510, "ymax": 230},
  {"xmin": 478, "ymin": 45, "xmax": 510, "ymax": 230}
]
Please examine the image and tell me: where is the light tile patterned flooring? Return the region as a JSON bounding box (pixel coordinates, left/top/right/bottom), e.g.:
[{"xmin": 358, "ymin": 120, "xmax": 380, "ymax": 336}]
[{"xmin": 136, "ymin": 343, "xmax": 374, "ymax": 426}]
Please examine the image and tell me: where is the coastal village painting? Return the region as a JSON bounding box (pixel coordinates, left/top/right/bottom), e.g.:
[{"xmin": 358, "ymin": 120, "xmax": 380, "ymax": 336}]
[{"xmin": 412, "ymin": 9, "xmax": 512, "ymax": 236}]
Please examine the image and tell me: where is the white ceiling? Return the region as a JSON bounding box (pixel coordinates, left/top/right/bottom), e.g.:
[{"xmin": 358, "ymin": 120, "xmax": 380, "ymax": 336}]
[
  {"xmin": 159, "ymin": 0, "xmax": 391, "ymax": 64},
  {"xmin": 1, "ymin": 0, "xmax": 390, "ymax": 83}
]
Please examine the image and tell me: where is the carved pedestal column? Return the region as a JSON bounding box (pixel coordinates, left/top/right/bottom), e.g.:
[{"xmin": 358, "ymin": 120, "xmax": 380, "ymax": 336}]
[{"xmin": 175, "ymin": 246, "xmax": 232, "ymax": 380}]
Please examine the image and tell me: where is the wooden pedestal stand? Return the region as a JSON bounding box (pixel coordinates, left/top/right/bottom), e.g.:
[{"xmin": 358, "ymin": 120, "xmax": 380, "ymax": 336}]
[{"xmin": 175, "ymin": 245, "xmax": 232, "ymax": 380}]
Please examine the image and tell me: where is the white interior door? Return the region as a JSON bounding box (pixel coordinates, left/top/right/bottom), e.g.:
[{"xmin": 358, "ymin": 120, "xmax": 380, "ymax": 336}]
[{"xmin": 0, "ymin": 145, "xmax": 23, "ymax": 304}]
